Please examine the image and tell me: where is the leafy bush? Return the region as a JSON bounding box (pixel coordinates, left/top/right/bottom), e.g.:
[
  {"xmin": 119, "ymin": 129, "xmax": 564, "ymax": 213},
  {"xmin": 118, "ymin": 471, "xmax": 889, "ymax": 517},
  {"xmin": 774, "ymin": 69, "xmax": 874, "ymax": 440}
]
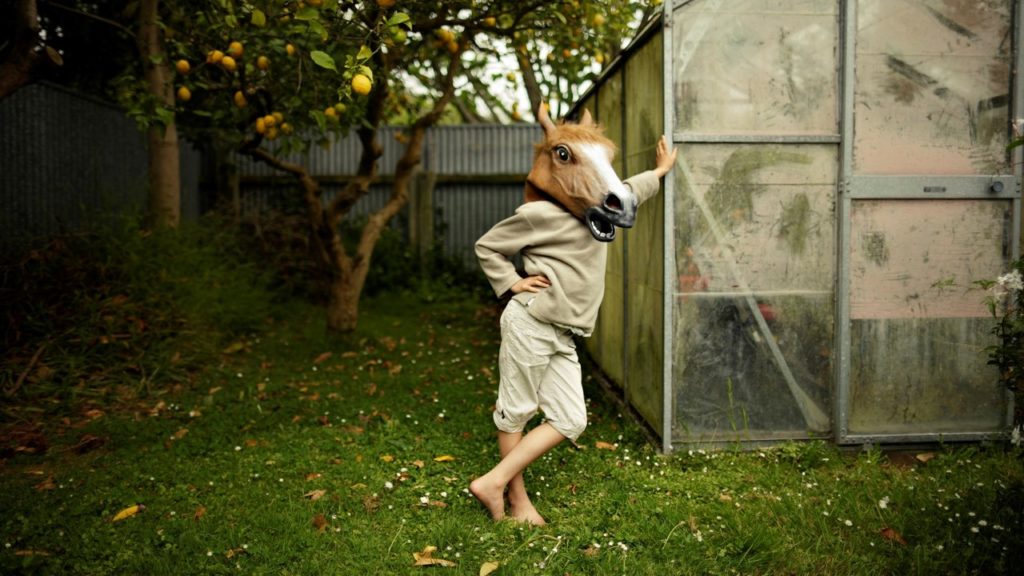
[{"xmin": 977, "ymin": 259, "xmax": 1024, "ymax": 442}]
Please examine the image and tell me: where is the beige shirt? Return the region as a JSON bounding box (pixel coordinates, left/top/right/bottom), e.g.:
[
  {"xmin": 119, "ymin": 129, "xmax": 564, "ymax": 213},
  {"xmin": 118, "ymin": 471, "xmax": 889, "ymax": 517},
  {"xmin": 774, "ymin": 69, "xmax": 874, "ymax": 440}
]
[{"xmin": 475, "ymin": 170, "xmax": 661, "ymax": 337}]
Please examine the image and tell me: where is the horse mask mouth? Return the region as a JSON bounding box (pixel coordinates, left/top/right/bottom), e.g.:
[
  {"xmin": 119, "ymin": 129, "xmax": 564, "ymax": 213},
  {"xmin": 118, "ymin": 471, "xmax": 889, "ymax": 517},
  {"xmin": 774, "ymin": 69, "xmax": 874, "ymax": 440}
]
[{"xmin": 584, "ymin": 193, "xmax": 637, "ymax": 242}]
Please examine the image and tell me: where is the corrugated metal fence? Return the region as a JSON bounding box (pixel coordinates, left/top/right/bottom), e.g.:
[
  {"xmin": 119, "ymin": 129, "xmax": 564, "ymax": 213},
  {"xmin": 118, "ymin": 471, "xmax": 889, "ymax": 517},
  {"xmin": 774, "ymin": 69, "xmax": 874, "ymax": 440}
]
[
  {"xmin": 1, "ymin": 83, "xmax": 539, "ymax": 267},
  {"xmin": 237, "ymin": 124, "xmax": 538, "ymax": 265},
  {"xmin": 0, "ymin": 83, "xmax": 201, "ymax": 250}
]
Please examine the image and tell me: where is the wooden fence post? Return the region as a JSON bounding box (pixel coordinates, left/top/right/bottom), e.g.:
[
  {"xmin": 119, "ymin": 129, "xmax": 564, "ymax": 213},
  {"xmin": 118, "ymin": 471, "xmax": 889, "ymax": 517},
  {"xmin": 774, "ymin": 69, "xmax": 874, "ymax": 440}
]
[{"xmin": 409, "ymin": 170, "xmax": 437, "ymax": 273}]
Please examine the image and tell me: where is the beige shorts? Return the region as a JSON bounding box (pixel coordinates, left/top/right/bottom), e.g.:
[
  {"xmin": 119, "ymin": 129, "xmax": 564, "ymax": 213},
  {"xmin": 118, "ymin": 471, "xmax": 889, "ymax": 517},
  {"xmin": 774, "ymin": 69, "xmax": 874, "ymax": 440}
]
[{"xmin": 493, "ymin": 300, "xmax": 586, "ymax": 441}]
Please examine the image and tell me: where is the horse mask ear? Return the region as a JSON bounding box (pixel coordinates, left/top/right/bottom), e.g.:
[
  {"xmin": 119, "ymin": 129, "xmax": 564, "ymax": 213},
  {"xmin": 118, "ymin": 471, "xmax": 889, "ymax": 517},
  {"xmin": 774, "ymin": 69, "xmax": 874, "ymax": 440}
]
[
  {"xmin": 538, "ymin": 103, "xmax": 557, "ymax": 135},
  {"xmin": 579, "ymin": 108, "xmax": 594, "ymax": 127}
]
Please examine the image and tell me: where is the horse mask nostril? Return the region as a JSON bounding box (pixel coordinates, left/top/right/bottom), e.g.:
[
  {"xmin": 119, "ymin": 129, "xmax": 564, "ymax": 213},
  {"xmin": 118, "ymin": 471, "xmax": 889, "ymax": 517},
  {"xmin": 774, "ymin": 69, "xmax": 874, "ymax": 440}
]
[{"xmin": 604, "ymin": 193, "xmax": 623, "ymax": 213}]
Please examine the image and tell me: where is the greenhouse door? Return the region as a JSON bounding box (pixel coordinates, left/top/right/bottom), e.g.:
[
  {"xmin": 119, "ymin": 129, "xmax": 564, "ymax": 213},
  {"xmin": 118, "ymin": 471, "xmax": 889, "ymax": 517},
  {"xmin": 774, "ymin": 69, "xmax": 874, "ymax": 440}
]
[{"xmin": 836, "ymin": 0, "xmax": 1019, "ymax": 443}]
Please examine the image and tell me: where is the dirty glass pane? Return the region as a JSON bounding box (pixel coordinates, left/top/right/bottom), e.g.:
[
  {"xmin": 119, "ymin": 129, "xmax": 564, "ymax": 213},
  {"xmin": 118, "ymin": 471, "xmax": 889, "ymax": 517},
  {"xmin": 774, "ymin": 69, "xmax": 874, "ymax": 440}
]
[
  {"xmin": 672, "ymin": 144, "xmax": 836, "ymax": 441},
  {"xmin": 848, "ymin": 199, "xmax": 1010, "ymax": 435},
  {"xmin": 854, "ymin": 0, "xmax": 1012, "ymax": 175},
  {"xmin": 586, "ymin": 71, "xmax": 626, "ymax": 385},
  {"xmin": 624, "ymin": 34, "xmax": 664, "ymax": 432},
  {"xmin": 673, "ymin": 0, "xmax": 838, "ymax": 135}
]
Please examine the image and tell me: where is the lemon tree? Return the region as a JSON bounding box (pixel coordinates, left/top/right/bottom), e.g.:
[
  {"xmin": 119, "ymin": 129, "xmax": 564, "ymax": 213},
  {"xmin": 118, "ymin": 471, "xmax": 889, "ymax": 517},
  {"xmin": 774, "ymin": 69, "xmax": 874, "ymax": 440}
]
[{"xmin": 110, "ymin": 0, "xmax": 655, "ymax": 332}]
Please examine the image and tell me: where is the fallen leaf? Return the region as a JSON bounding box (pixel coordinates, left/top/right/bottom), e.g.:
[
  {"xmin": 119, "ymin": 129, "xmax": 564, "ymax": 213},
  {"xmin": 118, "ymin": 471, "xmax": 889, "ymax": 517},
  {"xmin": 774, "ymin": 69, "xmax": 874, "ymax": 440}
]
[
  {"xmin": 312, "ymin": 513, "xmax": 328, "ymax": 532},
  {"xmin": 366, "ymin": 383, "xmax": 378, "ymax": 396},
  {"xmin": 304, "ymin": 489, "xmax": 327, "ymax": 501},
  {"xmin": 880, "ymin": 527, "xmax": 908, "ymax": 545},
  {"xmin": 363, "ymin": 494, "xmax": 380, "ymax": 513},
  {"xmin": 194, "ymin": 505, "xmax": 207, "ymax": 521},
  {"xmin": 225, "ymin": 547, "xmax": 247, "ymax": 559},
  {"xmin": 222, "ymin": 341, "xmax": 245, "ymax": 354},
  {"xmin": 413, "ymin": 545, "xmax": 456, "ymax": 567},
  {"xmin": 317, "ymin": 415, "xmax": 331, "ymax": 426},
  {"xmin": 718, "ymin": 493, "xmax": 733, "ymax": 503},
  {"xmin": 380, "ymin": 454, "xmax": 395, "ymax": 463},
  {"xmin": 915, "ymin": 452, "xmax": 936, "ymax": 463},
  {"xmin": 595, "ymin": 441, "xmax": 617, "ymax": 451},
  {"xmin": 479, "ymin": 560, "xmax": 499, "ymax": 576},
  {"xmin": 208, "ymin": 387, "xmax": 222, "ymax": 395},
  {"xmin": 313, "ymin": 351, "xmax": 333, "ymax": 364},
  {"xmin": 14, "ymin": 549, "xmax": 51, "ymax": 557},
  {"xmin": 305, "ymin": 472, "xmax": 322, "ymax": 481},
  {"xmin": 34, "ymin": 476, "xmax": 56, "ymax": 491},
  {"xmin": 111, "ymin": 504, "xmax": 144, "ymax": 522},
  {"xmin": 244, "ymin": 439, "xmax": 259, "ymax": 447},
  {"xmin": 173, "ymin": 428, "xmax": 189, "ymax": 440},
  {"xmin": 433, "ymin": 455, "xmax": 456, "ymax": 463},
  {"xmin": 342, "ymin": 351, "xmax": 359, "ymax": 358},
  {"xmin": 148, "ymin": 401, "xmax": 166, "ymax": 417},
  {"xmin": 430, "ymin": 500, "xmax": 448, "ymax": 508},
  {"xmin": 72, "ymin": 433, "xmax": 106, "ymax": 454},
  {"xmin": 342, "ymin": 425, "xmax": 365, "ymax": 435},
  {"xmin": 412, "ymin": 459, "xmax": 425, "ymax": 469},
  {"xmin": 84, "ymin": 408, "xmax": 105, "ymax": 420},
  {"xmin": 388, "ymin": 364, "xmax": 403, "ymax": 376},
  {"xmin": 582, "ymin": 545, "xmax": 599, "ymax": 557}
]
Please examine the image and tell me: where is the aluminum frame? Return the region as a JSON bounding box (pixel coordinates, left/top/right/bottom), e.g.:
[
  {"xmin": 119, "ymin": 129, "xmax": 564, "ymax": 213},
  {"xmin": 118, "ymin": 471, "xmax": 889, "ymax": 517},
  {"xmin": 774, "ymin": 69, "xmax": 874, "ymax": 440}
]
[{"xmin": 834, "ymin": 0, "xmax": 1021, "ymax": 446}]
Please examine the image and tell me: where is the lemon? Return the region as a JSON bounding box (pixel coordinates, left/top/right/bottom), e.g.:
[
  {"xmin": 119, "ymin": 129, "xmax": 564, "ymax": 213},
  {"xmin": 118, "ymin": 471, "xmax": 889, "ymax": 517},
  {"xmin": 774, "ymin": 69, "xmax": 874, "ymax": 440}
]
[
  {"xmin": 255, "ymin": 117, "xmax": 266, "ymax": 134},
  {"xmin": 175, "ymin": 59, "xmax": 190, "ymax": 74},
  {"xmin": 266, "ymin": 126, "xmax": 279, "ymax": 140},
  {"xmin": 484, "ymin": 17, "xmax": 496, "ymax": 27},
  {"xmin": 227, "ymin": 41, "xmax": 243, "ymax": 58},
  {"xmin": 233, "ymin": 90, "xmax": 247, "ymax": 108},
  {"xmin": 591, "ymin": 14, "xmax": 606, "ymax": 27},
  {"xmin": 176, "ymin": 86, "xmax": 191, "ymax": 101},
  {"xmin": 220, "ymin": 55, "xmax": 237, "ymax": 72},
  {"xmin": 286, "ymin": 44, "xmax": 296, "ymax": 57},
  {"xmin": 333, "ymin": 103, "xmax": 347, "ymax": 114},
  {"xmin": 272, "ymin": 111, "xmax": 284, "ymax": 123},
  {"xmin": 263, "ymin": 114, "xmax": 276, "ymax": 128},
  {"xmin": 281, "ymin": 122, "xmax": 293, "ymax": 135},
  {"xmin": 351, "ymin": 73, "xmax": 372, "ymax": 96},
  {"xmin": 207, "ymin": 50, "xmax": 224, "ymax": 64},
  {"xmin": 324, "ymin": 106, "xmax": 337, "ymax": 118}
]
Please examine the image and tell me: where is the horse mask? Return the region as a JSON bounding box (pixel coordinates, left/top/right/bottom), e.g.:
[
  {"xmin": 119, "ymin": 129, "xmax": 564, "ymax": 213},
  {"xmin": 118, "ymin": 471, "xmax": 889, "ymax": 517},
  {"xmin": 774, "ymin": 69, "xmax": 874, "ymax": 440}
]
[{"xmin": 525, "ymin": 105, "xmax": 637, "ymax": 242}]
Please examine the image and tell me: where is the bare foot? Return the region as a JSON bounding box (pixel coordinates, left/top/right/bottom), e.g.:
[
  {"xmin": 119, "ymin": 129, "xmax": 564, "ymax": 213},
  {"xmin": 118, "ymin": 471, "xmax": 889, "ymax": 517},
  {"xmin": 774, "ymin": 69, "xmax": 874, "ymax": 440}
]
[
  {"xmin": 469, "ymin": 477, "xmax": 506, "ymax": 521},
  {"xmin": 509, "ymin": 501, "xmax": 546, "ymax": 526}
]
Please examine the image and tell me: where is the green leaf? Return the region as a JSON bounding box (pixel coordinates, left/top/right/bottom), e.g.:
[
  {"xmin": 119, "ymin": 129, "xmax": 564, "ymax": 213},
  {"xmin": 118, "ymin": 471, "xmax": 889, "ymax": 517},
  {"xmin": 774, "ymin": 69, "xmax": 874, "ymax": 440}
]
[
  {"xmin": 294, "ymin": 6, "xmax": 319, "ymax": 21},
  {"xmin": 357, "ymin": 65, "xmax": 373, "ymax": 82},
  {"xmin": 251, "ymin": 9, "xmax": 266, "ymax": 27},
  {"xmin": 310, "ymin": 51, "xmax": 337, "ymax": 71},
  {"xmin": 387, "ymin": 12, "xmax": 411, "ymax": 28},
  {"xmin": 309, "ymin": 19, "xmax": 327, "ymax": 40},
  {"xmin": 356, "ymin": 45, "xmax": 372, "ymax": 61}
]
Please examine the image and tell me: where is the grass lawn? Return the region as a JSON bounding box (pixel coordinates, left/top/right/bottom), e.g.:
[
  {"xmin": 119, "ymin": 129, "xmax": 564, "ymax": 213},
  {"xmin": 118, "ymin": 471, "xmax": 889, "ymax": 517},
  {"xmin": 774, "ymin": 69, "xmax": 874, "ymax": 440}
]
[{"xmin": 2, "ymin": 287, "xmax": 1022, "ymax": 574}]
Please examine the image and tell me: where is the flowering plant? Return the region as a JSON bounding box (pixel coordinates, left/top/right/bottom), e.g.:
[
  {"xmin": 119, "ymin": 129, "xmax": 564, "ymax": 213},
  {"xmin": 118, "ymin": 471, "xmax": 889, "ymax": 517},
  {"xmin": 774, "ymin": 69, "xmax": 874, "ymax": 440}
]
[{"xmin": 977, "ymin": 260, "xmax": 1024, "ymax": 445}]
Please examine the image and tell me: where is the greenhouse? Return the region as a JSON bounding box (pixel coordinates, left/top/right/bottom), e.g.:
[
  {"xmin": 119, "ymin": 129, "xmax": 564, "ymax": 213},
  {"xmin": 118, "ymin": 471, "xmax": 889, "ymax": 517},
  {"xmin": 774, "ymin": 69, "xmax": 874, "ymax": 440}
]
[{"xmin": 575, "ymin": 0, "xmax": 1021, "ymax": 450}]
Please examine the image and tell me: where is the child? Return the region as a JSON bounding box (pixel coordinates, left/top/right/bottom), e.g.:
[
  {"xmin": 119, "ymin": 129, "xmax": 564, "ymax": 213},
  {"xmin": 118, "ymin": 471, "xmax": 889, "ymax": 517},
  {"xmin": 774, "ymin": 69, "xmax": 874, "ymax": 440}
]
[{"xmin": 471, "ymin": 108, "xmax": 677, "ymax": 525}]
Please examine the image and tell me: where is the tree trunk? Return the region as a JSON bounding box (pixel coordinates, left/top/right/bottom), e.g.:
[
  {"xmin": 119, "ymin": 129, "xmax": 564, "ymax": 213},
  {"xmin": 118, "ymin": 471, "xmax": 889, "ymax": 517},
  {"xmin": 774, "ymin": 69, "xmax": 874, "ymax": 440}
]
[
  {"xmin": 326, "ymin": 273, "xmax": 361, "ymax": 332},
  {"xmin": 137, "ymin": 0, "xmax": 181, "ymax": 228},
  {"xmin": 0, "ymin": 0, "xmax": 45, "ymax": 100}
]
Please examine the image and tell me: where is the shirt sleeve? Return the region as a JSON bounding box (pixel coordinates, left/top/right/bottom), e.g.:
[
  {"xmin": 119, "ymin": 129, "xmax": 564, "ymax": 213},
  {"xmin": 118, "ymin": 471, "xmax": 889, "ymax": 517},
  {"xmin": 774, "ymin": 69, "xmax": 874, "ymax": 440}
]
[
  {"xmin": 475, "ymin": 211, "xmax": 532, "ymax": 298},
  {"xmin": 623, "ymin": 170, "xmax": 662, "ymax": 206}
]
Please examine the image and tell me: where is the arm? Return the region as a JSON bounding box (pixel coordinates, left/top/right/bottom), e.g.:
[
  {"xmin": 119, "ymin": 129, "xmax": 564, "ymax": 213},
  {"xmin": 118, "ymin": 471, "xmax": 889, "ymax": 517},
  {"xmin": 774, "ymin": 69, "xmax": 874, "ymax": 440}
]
[
  {"xmin": 475, "ymin": 213, "xmax": 550, "ymax": 298},
  {"xmin": 624, "ymin": 135, "xmax": 678, "ymax": 205}
]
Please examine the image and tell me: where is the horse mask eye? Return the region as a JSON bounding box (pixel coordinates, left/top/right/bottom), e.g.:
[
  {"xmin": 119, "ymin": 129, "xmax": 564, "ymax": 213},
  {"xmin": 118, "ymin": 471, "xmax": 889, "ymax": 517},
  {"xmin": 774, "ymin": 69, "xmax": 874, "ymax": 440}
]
[{"xmin": 554, "ymin": 145, "xmax": 571, "ymax": 163}]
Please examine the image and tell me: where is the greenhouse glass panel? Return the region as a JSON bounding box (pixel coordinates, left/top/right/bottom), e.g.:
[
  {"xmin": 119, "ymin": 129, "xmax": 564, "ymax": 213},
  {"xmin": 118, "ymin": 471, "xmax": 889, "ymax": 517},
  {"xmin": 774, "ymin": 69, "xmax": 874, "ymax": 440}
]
[
  {"xmin": 624, "ymin": 33, "xmax": 665, "ymax": 431},
  {"xmin": 672, "ymin": 144, "xmax": 836, "ymax": 442},
  {"xmin": 847, "ymin": 199, "xmax": 1010, "ymax": 435},
  {"xmin": 673, "ymin": 0, "xmax": 837, "ymax": 136},
  {"xmin": 853, "ymin": 0, "xmax": 1012, "ymax": 175}
]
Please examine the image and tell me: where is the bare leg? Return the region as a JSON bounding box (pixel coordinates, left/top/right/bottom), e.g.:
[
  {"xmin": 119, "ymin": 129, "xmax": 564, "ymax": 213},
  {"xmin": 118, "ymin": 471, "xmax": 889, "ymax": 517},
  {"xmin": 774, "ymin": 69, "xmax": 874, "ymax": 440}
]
[
  {"xmin": 498, "ymin": 431, "xmax": 547, "ymax": 525},
  {"xmin": 470, "ymin": 423, "xmax": 565, "ymax": 524}
]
